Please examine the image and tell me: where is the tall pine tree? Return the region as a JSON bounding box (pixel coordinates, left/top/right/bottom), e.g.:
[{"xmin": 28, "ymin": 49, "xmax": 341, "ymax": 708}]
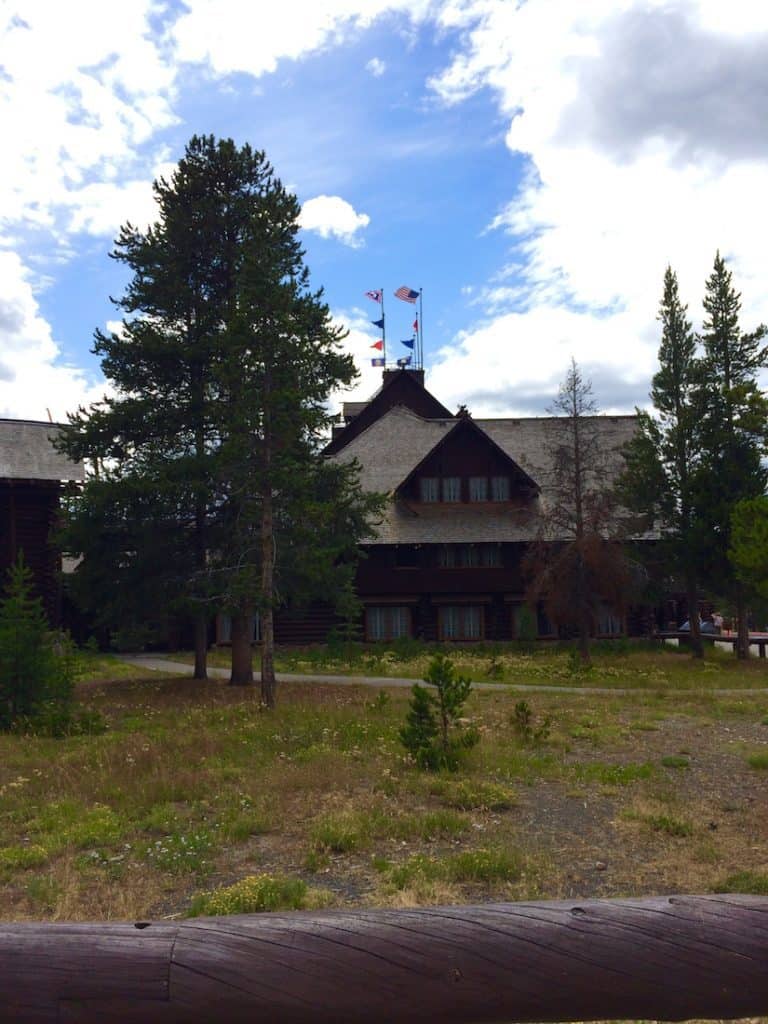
[
  {"xmin": 621, "ymin": 266, "xmax": 705, "ymax": 656},
  {"xmin": 693, "ymin": 251, "xmax": 768, "ymax": 658},
  {"xmin": 58, "ymin": 136, "xmax": 378, "ymax": 699}
]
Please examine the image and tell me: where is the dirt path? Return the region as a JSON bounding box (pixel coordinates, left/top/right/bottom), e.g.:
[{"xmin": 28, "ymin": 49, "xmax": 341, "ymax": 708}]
[{"xmin": 117, "ymin": 653, "xmax": 768, "ymax": 696}]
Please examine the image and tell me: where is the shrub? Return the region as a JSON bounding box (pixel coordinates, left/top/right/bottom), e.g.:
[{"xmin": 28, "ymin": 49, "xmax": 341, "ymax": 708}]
[
  {"xmin": 399, "ymin": 654, "xmax": 479, "ymax": 771},
  {"xmin": 188, "ymin": 874, "xmax": 312, "ymax": 916},
  {"xmin": 511, "ymin": 700, "xmax": 552, "ymax": 745},
  {"xmin": 0, "ymin": 555, "xmax": 75, "ymax": 731}
]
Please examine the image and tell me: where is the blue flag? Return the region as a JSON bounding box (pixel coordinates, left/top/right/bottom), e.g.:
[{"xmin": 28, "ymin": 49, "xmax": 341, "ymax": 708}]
[
  {"xmin": 397, "ymin": 355, "xmax": 412, "ymax": 367},
  {"xmin": 371, "ymin": 357, "xmax": 385, "ymax": 367},
  {"xmin": 371, "ymin": 317, "xmax": 384, "ymax": 329},
  {"xmin": 400, "ymin": 337, "xmax": 415, "ymax": 349}
]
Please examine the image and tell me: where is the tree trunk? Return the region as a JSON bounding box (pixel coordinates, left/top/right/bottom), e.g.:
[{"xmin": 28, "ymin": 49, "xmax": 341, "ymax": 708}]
[
  {"xmin": 229, "ymin": 610, "xmax": 254, "ymax": 685},
  {"xmin": 685, "ymin": 574, "xmax": 703, "ymax": 659},
  {"xmin": 736, "ymin": 585, "xmax": 750, "ymax": 660},
  {"xmin": 260, "ymin": 485, "xmax": 276, "ymax": 708},
  {"xmin": 193, "ymin": 611, "xmax": 208, "ymax": 680}
]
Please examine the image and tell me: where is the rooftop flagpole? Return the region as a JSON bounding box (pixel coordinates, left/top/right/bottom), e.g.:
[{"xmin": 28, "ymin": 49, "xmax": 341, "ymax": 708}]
[
  {"xmin": 381, "ymin": 285, "xmax": 386, "ymax": 366},
  {"xmin": 418, "ymin": 287, "xmax": 423, "ymax": 371}
]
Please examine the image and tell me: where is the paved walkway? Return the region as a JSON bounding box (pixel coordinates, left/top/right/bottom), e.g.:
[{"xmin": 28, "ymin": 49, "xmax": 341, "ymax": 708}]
[{"xmin": 117, "ymin": 654, "xmax": 768, "ymax": 697}]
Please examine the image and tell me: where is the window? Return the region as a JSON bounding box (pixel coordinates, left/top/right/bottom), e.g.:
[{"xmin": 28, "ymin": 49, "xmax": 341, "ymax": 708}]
[
  {"xmin": 597, "ymin": 606, "xmax": 623, "ymax": 636},
  {"xmin": 442, "ymin": 476, "xmax": 461, "ymax": 502},
  {"xmin": 440, "ymin": 605, "xmax": 483, "ymax": 641},
  {"xmin": 481, "ymin": 545, "xmax": 502, "ymax": 567},
  {"xmin": 366, "ymin": 606, "xmax": 410, "ymax": 641},
  {"xmin": 469, "ymin": 476, "xmax": 488, "ymax": 502},
  {"xmin": 438, "ymin": 544, "xmax": 500, "ymax": 568},
  {"xmin": 491, "ymin": 476, "xmax": 510, "ymax": 501},
  {"xmin": 218, "ymin": 613, "xmax": 260, "ymax": 644},
  {"xmin": 420, "ymin": 477, "xmax": 439, "ymax": 502}
]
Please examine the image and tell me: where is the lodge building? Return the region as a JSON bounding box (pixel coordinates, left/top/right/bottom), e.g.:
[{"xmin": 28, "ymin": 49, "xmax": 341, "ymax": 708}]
[
  {"xmin": 325, "ymin": 368, "xmax": 638, "ymax": 644},
  {"xmin": 0, "ymin": 419, "xmax": 85, "ymax": 623}
]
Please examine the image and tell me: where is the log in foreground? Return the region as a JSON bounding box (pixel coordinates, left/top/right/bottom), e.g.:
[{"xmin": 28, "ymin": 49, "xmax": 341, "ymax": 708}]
[{"xmin": 2, "ymin": 895, "xmax": 768, "ymax": 1022}]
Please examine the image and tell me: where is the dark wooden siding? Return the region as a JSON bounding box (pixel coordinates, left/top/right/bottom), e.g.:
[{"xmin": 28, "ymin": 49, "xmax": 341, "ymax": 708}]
[{"xmin": 0, "ymin": 480, "xmax": 61, "ymax": 623}]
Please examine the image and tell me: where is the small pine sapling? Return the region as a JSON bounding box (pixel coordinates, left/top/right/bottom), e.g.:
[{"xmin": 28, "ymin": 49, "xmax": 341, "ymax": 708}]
[
  {"xmin": 399, "ymin": 654, "xmax": 479, "ymax": 771},
  {"xmin": 0, "ymin": 555, "xmax": 74, "ymax": 732},
  {"xmin": 511, "ymin": 700, "xmax": 552, "ymax": 745}
]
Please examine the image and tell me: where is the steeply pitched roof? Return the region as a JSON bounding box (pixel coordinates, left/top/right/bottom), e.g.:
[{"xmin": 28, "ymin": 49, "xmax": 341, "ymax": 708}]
[
  {"xmin": 398, "ymin": 415, "xmax": 541, "ymax": 496},
  {"xmin": 326, "ymin": 368, "xmax": 453, "ymax": 455},
  {"xmin": 331, "ymin": 406, "xmax": 638, "ymax": 545},
  {"xmin": 0, "ymin": 420, "xmax": 85, "ymax": 482}
]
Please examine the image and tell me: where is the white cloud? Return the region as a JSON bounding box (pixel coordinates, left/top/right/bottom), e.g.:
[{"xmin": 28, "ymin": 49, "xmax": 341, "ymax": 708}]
[
  {"xmin": 300, "ymin": 195, "xmax": 370, "ymax": 247},
  {"xmin": 172, "ymin": 0, "xmax": 434, "ymax": 77},
  {"xmin": 366, "ymin": 56, "xmax": 387, "ymax": 76},
  {"xmin": 0, "ymin": 251, "xmax": 104, "ymax": 421},
  {"xmin": 426, "ymin": 0, "xmax": 768, "ymax": 413},
  {"xmin": 0, "ymin": 2, "xmax": 177, "ymax": 239}
]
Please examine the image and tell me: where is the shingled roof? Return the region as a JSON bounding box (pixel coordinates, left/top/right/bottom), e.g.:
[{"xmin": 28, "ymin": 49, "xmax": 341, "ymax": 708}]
[
  {"xmin": 331, "ymin": 405, "xmax": 638, "ymax": 545},
  {"xmin": 0, "ymin": 420, "xmax": 85, "ymax": 482}
]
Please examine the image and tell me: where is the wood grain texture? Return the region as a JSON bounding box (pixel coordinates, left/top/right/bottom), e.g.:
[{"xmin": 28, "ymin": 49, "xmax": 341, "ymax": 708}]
[{"xmin": 1, "ymin": 896, "xmax": 767, "ymax": 1022}]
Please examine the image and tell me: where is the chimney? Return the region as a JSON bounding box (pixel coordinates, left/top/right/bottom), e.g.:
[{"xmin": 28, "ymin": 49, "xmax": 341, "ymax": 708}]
[{"xmin": 383, "ymin": 368, "xmax": 425, "ymax": 388}]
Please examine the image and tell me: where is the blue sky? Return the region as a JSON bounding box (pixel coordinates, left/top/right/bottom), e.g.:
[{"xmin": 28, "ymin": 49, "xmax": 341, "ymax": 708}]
[{"xmin": 2, "ymin": 1, "xmax": 768, "ymax": 421}]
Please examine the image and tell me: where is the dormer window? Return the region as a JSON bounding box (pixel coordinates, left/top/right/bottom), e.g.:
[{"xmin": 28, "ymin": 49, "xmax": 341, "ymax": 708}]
[
  {"xmin": 491, "ymin": 476, "xmax": 510, "ymax": 501},
  {"xmin": 469, "ymin": 477, "xmax": 487, "ymax": 502},
  {"xmin": 420, "ymin": 477, "xmax": 439, "ymax": 502},
  {"xmin": 442, "ymin": 476, "xmax": 461, "ymax": 502}
]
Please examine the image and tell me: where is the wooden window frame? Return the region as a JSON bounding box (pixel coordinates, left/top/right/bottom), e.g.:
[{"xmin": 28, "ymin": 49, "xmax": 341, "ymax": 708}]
[
  {"xmin": 365, "ymin": 605, "xmax": 412, "ymax": 642},
  {"xmin": 438, "ymin": 605, "xmax": 485, "ymax": 641}
]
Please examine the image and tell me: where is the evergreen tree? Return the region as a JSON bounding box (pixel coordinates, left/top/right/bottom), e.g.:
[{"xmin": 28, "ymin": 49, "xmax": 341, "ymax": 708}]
[
  {"xmin": 0, "ymin": 555, "xmax": 73, "ymax": 730},
  {"xmin": 620, "ymin": 267, "xmax": 705, "ymax": 656},
  {"xmin": 58, "ymin": 136, "xmax": 379, "ymax": 701},
  {"xmin": 693, "ymin": 252, "xmax": 768, "ymax": 658},
  {"xmin": 730, "ymin": 497, "xmax": 768, "ymax": 602},
  {"xmin": 526, "ymin": 360, "xmax": 628, "ymax": 665}
]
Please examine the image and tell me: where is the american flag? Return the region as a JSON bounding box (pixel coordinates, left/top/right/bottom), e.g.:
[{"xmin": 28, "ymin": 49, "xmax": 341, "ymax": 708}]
[
  {"xmin": 394, "ymin": 286, "xmax": 419, "ymax": 304},
  {"xmin": 365, "ymin": 289, "xmax": 383, "ymax": 303}
]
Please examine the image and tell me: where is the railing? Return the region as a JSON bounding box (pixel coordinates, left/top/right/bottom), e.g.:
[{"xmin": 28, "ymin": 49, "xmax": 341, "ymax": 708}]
[
  {"xmin": 657, "ymin": 630, "xmax": 768, "ymax": 657},
  {"xmin": 2, "ymin": 895, "xmax": 768, "ymax": 1021}
]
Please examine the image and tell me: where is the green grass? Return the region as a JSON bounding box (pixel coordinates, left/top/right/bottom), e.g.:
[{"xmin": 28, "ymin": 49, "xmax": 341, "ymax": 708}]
[
  {"xmin": 167, "ymin": 638, "xmax": 768, "ymax": 690},
  {"xmin": 716, "ymin": 871, "xmax": 768, "ymax": 895},
  {"xmin": 188, "ymin": 874, "xmax": 329, "ymax": 916},
  {"xmin": 388, "ymin": 847, "xmax": 524, "ymax": 890},
  {"xmin": 746, "ymin": 751, "xmax": 768, "ymax": 770},
  {"xmin": 1, "ymin": 650, "xmax": 766, "ymax": 922},
  {"xmin": 660, "ymin": 755, "xmax": 690, "ymax": 769}
]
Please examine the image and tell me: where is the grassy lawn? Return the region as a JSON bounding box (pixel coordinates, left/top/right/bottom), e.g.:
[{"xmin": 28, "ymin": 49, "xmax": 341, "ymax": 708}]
[
  {"xmin": 166, "ymin": 638, "xmax": 768, "ymax": 690},
  {"xmin": 2, "ymin": 647, "xmax": 768, "ymax": 932}
]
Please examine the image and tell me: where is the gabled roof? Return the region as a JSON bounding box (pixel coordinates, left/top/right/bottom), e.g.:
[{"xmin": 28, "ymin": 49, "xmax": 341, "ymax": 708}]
[
  {"xmin": 331, "ymin": 405, "xmax": 638, "ymax": 545},
  {"xmin": 397, "ymin": 415, "xmax": 540, "ymax": 496},
  {"xmin": 326, "ymin": 369, "xmax": 453, "ymax": 455},
  {"xmin": 0, "ymin": 420, "xmax": 84, "ymax": 482}
]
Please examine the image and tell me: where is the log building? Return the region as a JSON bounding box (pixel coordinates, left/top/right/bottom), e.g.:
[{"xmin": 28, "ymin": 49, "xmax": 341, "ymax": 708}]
[
  {"xmin": 326, "ymin": 368, "xmax": 638, "ymax": 643},
  {"xmin": 0, "ymin": 419, "xmax": 84, "ymax": 624}
]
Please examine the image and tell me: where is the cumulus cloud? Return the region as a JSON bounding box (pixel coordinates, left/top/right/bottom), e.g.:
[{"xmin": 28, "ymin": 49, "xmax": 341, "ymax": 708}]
[
  {"xmin": 366, "ymin": 56, "xmax": 387, "ymax": 76},
  {"xmin": 0, "ymin": 251, "xmax": 104, "ymax": 421},
  {"xmin": 172, "ymin": 0, "xmax": 433, "ymax": 77},
  {"xmin": 426, "ymin": 0, "xmax": 768, "ymax": 414},
  {"xmin": 0, "ymin": 2, "xmax": 177, "ymax": 237},
  {"xmin": 300, "ymin": 195, "xmax": 370, "ymax": 246}
]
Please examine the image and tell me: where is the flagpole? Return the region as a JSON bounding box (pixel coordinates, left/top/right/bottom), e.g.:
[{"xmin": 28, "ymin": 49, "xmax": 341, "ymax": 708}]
[
  {"xmin": 381, "ymin": 285, "xmax": 386, "ymax": 366},
  {"xmin": 418, "ymin": 288, "xmax": 424, "ymax": 371}
]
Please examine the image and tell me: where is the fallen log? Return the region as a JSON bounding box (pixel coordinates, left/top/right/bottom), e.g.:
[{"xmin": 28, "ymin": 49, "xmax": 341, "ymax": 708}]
[{"xmin": 2, "ymin": 895, "xmax": 768, "ymax": 1022}]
